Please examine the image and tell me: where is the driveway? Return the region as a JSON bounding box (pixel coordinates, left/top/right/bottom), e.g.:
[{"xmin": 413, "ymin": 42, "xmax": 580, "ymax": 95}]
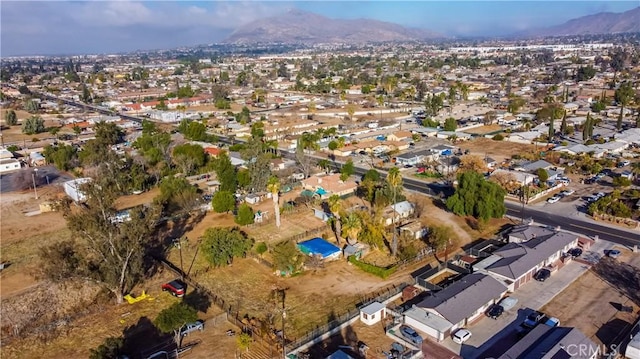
[
  {"xmin": 0, "ymin": 165, "xmax": 72, "ymax": 194},
  {"xmin": 437, "ymin": 237, "xmax": 616, "ymax": 358}
]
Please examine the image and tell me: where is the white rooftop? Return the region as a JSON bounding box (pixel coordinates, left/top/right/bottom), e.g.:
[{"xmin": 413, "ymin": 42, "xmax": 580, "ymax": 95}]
[
  {"xmin": 404, "ymin": 306, "xmax": 453, "ymax": 333},
  {"xmin": 360, "ymin": 301, "xmax": 385, "ymax": 316}
]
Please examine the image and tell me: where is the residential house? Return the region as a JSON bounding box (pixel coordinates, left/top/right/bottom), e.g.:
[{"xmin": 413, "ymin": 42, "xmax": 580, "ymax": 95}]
[
  {"xmin": 473, "ymin": 226, "xmax": 579, "ymax": 291},
  {"xmin": 490, "ymin": 169, "xmax": 536, "ymax": 186},
  {"xmin": 395, "ymin": 149, "xmax": 439, "ymax": 166},
  {"xmin": 382, "ymin": 201, "xmax": 415, "ymax": 226},
  {"xmin": 499, "ymin": 325, "xmax": 598, "ymax": 359},
  {"xmin": 204, "ymin": 147, "xmax": 222, "ymax": 158},
  {"xmin": 301, "ymin": 173, "xmax": 358, "ymax": 199},
  {"xmin": 383, "ymin": 140, "xmax": 410, "ymax": 152},
  {"xmin": 400, "ymin": 221, "xmax": 428, "ymax": 240},
  {"xmin": 405, "ymin": 273, "xmax": 508, "ymax": 341},
  {"xmin": 485, "ymin": 157, "xmax": 498, "ymax": 170},
  {"xmin": 387, "ymin": 130, "xmax": 413, "ymax": 142}
]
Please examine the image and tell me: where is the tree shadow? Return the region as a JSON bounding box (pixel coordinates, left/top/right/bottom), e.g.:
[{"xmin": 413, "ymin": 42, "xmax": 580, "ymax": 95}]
[
  {"xmin": 184, "ymin": 289, "xmax": 212, "ymax": 314},
  {"xmin": 122, "ymin": 316, "xmax": 175, "ymax": 357}
]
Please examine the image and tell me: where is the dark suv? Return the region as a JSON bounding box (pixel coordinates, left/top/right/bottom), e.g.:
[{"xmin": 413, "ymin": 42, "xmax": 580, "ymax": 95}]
[
  {"xmin": 162, "ymin": 279, "xmax": 186, "ymax": 297},
  {"xmin": 487, "ymin": 304, "xmax": 504, "ymax": 319}
]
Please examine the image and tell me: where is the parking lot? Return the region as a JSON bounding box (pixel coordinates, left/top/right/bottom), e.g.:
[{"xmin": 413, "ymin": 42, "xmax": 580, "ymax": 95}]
[{"xmin": 432, "ymin": 237, "xmax": 615, "ymax": 358}]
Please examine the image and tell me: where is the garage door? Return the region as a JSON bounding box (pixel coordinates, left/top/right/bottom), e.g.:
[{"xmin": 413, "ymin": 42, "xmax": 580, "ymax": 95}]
[{"xmin": 405, "ymin": 316, "xmax": 443, "ymax": 341}]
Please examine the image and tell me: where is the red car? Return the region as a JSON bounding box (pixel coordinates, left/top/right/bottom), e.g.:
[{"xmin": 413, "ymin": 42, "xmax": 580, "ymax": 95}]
[{"xmin": 162, "ymin": 279, "xmax": 186, "ymax": 297}]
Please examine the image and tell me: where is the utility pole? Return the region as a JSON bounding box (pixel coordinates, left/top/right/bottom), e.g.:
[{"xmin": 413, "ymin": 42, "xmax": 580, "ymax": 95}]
[{"xmin": 32, "ymin": 168, "xmax": 39, "ymax": 199}]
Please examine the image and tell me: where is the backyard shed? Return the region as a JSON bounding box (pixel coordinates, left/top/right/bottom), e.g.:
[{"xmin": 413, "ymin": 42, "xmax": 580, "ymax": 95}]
[
  {"xmin": 297, "ymin": 238, "xmax": 341, "ymax": 260},
  {"xmin": 359, "ymin": 301, "xmax": 386, "ymax": 326}
]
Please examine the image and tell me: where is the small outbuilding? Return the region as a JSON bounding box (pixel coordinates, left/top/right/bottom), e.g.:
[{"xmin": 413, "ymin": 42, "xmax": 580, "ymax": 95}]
[
  {"xmin": 297, "ymin": 238, "xmax": 341, "ymax": 261},
  {"xmin": 359, "ymin": 301, "xmax": 386, "ymax": 326}
]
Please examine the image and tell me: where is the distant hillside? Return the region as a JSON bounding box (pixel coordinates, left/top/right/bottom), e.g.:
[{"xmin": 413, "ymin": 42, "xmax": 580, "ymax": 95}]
[
  {"xmin": 224, "ymin": 9, "xmax": 444, "ymax": 44},
  {"xmin": 520, "ymin": 7, "xmax": 640, "ymax": 37}
]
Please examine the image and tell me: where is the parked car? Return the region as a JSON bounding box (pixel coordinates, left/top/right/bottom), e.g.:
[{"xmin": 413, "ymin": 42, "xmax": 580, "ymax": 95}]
[
  {"xmin": 534, "ymin": 268, "xmax": 551, "ymax": 282},
  {"xmin": 161, "ymin": 279, "xmax": 186, "ymax": 297},
  {"xmin": 452, "ymin": 329, "xmax": 472, "ymax": 344},
  {"xmin": 498, "ymin": 297, "xmax": 518, "ymax": 311},
  {"xmin": 595, "ymin": 192, "xmax": 606, "ymax": 199},
  {"xmin": 560, "ymin": 189, "xmax": 575, "ymax": 196},
  {"xmin": 523, "ymin": 311, "xmax": 545, "ymax": 328},
  {"xmin": 400, "ymin": 325, "xmax": 423, "ymax": 345},
  {"xmin": 544, "ymin": 317, "xmax": 560, "ymax": 327},
  {"xmin": 547, "ymin": 196, "xmax": 561, "ymax": 204},
  {"xmin": 180, "ymin": 320, "xmax": 204, "ymax": 336},
  {"xmin": 487, "ymin": 304, "xmax": 504, "ymax": 319},
  {"xmin": 608, "ymin": 250, "xmax": 621, "ymax": 259},
  {"xmin": 568, "ymin": 248, "xmax": 583, "ymax": 257}
]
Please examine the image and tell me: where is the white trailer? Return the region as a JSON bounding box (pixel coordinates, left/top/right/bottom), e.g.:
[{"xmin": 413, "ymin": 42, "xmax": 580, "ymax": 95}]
[{"xmin": 63, "ymin": 178, "xmax": 92, "ymax": 202}]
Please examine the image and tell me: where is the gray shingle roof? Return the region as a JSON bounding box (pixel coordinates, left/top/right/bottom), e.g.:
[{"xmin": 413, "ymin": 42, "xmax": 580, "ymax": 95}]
[
  {"xmin": 499, "ymin": 326, "xmax": 598, "ymax": 359},
  {"xmin": 416, "ymin": 273, "xmax": 507, "ymax": 325},
  {"xmin": 488, "ymin": 232, "xmax": 577, "ymax": 280}
]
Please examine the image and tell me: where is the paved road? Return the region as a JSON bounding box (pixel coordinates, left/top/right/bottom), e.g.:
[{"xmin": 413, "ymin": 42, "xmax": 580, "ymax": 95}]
[{"xmin": 505, "ymin": 201, "xmax": 639, "ymax": 247}]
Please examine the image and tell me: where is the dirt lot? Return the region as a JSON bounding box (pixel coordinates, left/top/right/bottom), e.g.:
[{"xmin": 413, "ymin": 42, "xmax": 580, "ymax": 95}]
[
  {"xmin": 458, "ymin": 138, "xmax": 537, "ymax": 163},
  {"xmin": 462, "ymin": 124, "xmax": 503, "ymax": 135},
  {"xmin": 302, "ymin": 320, "xmax": 397, "ymax": 358},
  {"xmin": 541, "ymin": 249, "xmax": 640, "ymax": 347}
]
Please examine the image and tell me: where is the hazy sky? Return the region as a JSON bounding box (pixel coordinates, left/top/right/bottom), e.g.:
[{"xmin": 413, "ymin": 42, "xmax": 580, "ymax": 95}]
[{"xmin": 1, "ymin": 1, "xmax": 638, "ymax": 56}]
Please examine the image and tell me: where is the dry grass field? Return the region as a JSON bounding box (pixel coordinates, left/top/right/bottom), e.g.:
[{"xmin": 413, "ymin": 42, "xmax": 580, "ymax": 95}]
[{"xmin": 457, "ymin": 138, "xmax": 537, "ymax": 162}]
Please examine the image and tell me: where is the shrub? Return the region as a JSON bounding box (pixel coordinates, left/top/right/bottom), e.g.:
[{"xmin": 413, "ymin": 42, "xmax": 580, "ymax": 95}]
[
  {"xmin": 492, "ymin": 134, "xmax": 504, "ymax": 141},
  {"xmin": 348, "ymin": 256, "xmax": 397, "ymax": 279},
  {"xmin": 254, "ymin": 242, "xmax": 268, "ymax": 255},
  {"xmin": 235, "ymin": 203, "xmax": 254, "ymax": 225}
]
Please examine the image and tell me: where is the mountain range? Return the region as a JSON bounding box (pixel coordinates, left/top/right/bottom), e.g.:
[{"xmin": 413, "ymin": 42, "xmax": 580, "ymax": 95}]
[
  {"xmin": 520, "ymin": 6, "xmax": 640, "ymax": 37},
  {"xmin": 224, "ymin": 9, "xmax": 444, "ymax": 44},
  {"xmin": 224, "ymin": 7, "xmax": 640, "ymax": 44}
]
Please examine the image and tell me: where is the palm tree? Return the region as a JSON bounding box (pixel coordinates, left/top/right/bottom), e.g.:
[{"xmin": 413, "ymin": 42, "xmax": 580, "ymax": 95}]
[
  {"xmin": 328, "ymin": 195, "xmax": 343, "ymax": 245},
  {"xmin": 318, "ymin": 159, "xmax": 330, "ymax": 174},
  {"xmin": 267, "ymin": 176, "xmax": 281, "ymax": 228},
  {"xmin": 341, "ymin": 212, "xmax": 362, "ymax": 245},
  {"xmin": 387, "ymin": 167, "xmax": 403, "ymax": 256}
]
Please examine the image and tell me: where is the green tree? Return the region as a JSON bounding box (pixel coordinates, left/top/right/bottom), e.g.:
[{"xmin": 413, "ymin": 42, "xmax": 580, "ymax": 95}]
[
  {"xmin": 89, "ymin": 337, "xmax": 124, "ymax": 359},
  {"xmin": 235, "ymin": 203, "xmax": 255, "ymax": 225},
  {"xmin": 428, "ymin": 225, "xmax": 454, "ymax": 252},
  {"xmin": 271, "ymin": 240, "xmax": 304, "ymax": 273},
  {"xmin": 94, "ymin": 121, "xmax": 123, "ymax": 147},
  {"xmin": 199, "ymin": 227, "xmax": 253, "ymax": 267},
  {"xmin": 591, "ymin": 100, "xmax": 606, "ymax": 113},
  {"xmin": 157, "ymin": 176, "xmax": 199, "ymax": 212},
  {"xmin": 548, "ymin": 118, "xmax": 555, "ymax": 140},
  {"xmin": 43, "ymin": 143, "xmax": 77, "ymax": 171},
  {"xmin": 537, "ymin": 168, "xmax": 549, "ymax": 183},
  {"xmin": 340, "ymin": 159, "xmax": 355, "ymax": 181},
  {"xmin": 155, "ymin": 302, "xmax": 198, "ymax": 344},
  {"xmin": 341, "ymin": 212, "xmax": 362, "ymax": 245},
  {"xmin": 328, "ymin": 141, "xmax": 338, "ymax": 151},
  {"xmin": 446, "ymin": 171, "xmax": 506, "ymax": 221},
  {"xmin": 5, "ymin": 109, "xmax": 17, "ymax": 126},
  {"xmin": 575, "ymin": 66, "xmax": 596, "ymax": 82},
  {"xmin": 212, "ymin": 190, "xmax": 236, "ymax": 213},
  {"xmin": 24, "ymin": 99, "xmax": 40, "ymax": 113},
  {"xmin": 21, "ymin": 115, "xmax": 45, "ymax": 135},
  {"xmin": 81, "ymin": 84, "xmax": 92, "ymax": 103},
  {"xmin": 560, "ymin": 110, "xmax": 568, "ymax": 135},
  {"xmin": 172, "ymin": 143, "xmax": 206, "ymax": 175},
  {"xmin": 612, "ymin": 176, "xmax": 632, "ymax": 187},
  {"xmin": 387, "ymin": 167, "xmax": 403, "ymax": 256},
  {"xmin": 507, "ymin": 95, "xmax": 526, "ymax": 114},
  {"xmin": 237, "ymin": 168, "xmax": 251, "ymax": 190},
  {"xmin": 41, "ymin": 171, "xmax": 161, "ymax": 304},
  {"xmin": 443, "ymin": 117, "xmax": 457, "ymax": 131},
  {"xmin": 615, "ymin": 81, "xmax": 634, "ymax": 130},
  {"xmin": 178, "ymin": 120, "xmax": 209, "ymax": 141},
  {"xmin": 237, "ymin": 332, "xmax": 253, "ymax": 352},
  {"xmin": 212, "ymin": 151, "xmax": 237, "ymax": 193}
]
